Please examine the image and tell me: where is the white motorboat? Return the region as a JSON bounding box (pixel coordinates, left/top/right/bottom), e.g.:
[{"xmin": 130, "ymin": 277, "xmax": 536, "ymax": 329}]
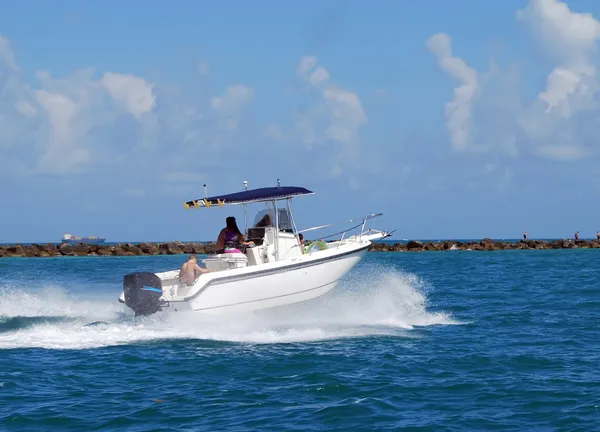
[{"xmin": 118, "ymin": 181, "xmax": 394, "ymax": 316}]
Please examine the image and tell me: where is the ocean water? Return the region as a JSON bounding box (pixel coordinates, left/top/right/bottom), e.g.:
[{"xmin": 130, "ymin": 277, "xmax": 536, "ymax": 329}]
[{"xmin": 1, "ymin": 250, "xmax": 599, "ymax": 431}]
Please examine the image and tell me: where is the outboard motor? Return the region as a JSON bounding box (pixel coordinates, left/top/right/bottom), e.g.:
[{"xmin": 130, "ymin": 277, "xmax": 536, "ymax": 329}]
[{"xmin": 123, "ymin": 272, "xmax": 166, "ymax": 316}]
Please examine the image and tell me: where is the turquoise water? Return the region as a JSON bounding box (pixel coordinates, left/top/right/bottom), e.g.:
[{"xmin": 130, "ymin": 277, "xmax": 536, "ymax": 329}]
[{"xmin": 1, "ymin": 250, "xmax": 599, "ymax": 430}]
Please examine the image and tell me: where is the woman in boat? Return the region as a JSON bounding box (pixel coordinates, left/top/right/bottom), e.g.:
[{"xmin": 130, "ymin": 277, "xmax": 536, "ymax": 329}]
[{"xmin": 216, "ymin": 216, "xmax": 254, "ymax": 253}]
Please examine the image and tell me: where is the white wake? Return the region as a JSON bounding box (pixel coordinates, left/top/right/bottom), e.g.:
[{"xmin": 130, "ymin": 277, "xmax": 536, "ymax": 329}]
[{"xmin": 0, "ymin": 267, "xmax": 461, "ymax": 350}]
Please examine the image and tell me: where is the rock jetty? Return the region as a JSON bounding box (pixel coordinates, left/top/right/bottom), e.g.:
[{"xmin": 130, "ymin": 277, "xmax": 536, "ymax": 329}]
[
  {"xmin": 0, "ymin": 238, "xmax": 599, "ymax": 258},
  {"xmin": 0, "ymin": 242, "xmax": 218, "ymax": 258},
  {"xmin": 369, "ymin": 238, "xmax": 600, "ymax": 252}
]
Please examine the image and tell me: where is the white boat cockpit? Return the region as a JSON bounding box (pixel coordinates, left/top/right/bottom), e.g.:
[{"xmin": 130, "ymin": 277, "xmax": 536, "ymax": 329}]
[{"xmin": 203, "ymin": 206, "xmax": 305, "ymax": 272}]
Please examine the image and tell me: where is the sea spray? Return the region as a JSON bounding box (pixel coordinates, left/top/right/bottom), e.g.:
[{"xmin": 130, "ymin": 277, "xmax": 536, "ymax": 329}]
[{"xmin": 0, "ymin": 267, "xmax": 459, "ymax": 350}]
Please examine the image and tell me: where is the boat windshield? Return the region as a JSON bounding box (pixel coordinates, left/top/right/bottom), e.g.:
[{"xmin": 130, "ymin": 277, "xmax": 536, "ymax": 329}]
[{"xmin": 253, "ymin": 208, "xmax": 292, "ymax": 231}]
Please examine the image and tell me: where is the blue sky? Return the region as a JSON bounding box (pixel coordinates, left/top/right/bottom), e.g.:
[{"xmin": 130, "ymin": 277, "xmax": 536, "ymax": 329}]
[{"xmin": 2, "ymin": 0, "xmax": 600, "ymax": 243}]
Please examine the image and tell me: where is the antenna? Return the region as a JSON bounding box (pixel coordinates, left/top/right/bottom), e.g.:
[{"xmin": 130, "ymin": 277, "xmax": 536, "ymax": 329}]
[
  {"xmin": 243, "ymin": 180, "xmax": 248, "ymax": 236},
  {"xmin": 203, "ymin": 184, "xmax": 208, "ymax": 198}
]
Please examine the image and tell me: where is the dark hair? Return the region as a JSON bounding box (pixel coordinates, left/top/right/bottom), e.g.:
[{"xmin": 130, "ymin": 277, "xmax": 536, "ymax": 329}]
[{"xmin": 226, "ymin": 216, "xmax": 242, "ymax": 236}]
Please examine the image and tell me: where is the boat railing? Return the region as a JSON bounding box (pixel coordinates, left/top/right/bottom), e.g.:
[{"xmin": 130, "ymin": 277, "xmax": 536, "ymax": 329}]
[{"xmin": 297, "ymin": 213, "xmax": 387, "ymax": 244}]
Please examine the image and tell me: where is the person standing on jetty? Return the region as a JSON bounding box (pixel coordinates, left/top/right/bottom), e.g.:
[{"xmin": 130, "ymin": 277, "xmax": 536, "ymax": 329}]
[
  {"xmin": 575, "ymin": 231, "xmax": 579, "ymax": 241},
  {"xmin": 523, "ymin": 232, "xmax": 528, "ymax": 240},
  {"xmin": 597, "ymin": 231, "xmax": 600, "ymax": 240}
]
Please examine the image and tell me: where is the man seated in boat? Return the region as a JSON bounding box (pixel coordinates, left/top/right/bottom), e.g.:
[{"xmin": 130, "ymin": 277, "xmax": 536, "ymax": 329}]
[
  {"xmin": 216, "ymin": 216, "xmax": 254, "ymax": 253},
  {"xmin": 179, "ymin": 254, "xmax": 211, "ymax": 286}
]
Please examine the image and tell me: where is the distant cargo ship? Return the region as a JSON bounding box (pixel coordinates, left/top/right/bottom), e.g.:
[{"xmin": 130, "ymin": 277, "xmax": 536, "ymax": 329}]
[{"xmin": 62, "ymin": 233, "xmax": 106, "ymax": 245}]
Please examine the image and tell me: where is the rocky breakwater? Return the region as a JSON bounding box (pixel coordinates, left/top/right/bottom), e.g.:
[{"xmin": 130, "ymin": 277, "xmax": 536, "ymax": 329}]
[
  {"xmin": 0, "ymin": 242, "xmax": 218, "ymax": 258},
  {"xmin": 368, "ymin": 238, "xmax": 600, "ymax": 252},
  {"xmin": 2, "ymin": 238, "xmax": 600, "ymax": 258}
]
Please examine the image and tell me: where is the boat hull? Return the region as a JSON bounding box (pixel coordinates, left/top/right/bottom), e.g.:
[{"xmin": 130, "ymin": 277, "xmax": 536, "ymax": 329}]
[
  {"xmin": 184, "ymin": 245, "xmax": 368, "ymax": 313},
  {"xmin": 119, "ymin": 243, "xmax": 369, "ymax": 315}
]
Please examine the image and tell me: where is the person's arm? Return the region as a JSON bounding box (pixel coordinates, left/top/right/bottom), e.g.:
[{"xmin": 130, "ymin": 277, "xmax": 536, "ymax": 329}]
[
  {"xmin": 240, "ymin": 234, "xmax": 254, "ymax": 246},
  {"xmin": 194, "ymin": 263, "xmax": 210, "ymax": 274}
]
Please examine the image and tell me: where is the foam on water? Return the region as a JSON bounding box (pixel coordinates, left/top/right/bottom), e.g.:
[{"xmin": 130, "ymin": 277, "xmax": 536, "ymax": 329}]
[
  {"xmin": 0, "ymin": 267, "xmax": 461, "ymax": 350},
  {"xmin": 0, "ymin": 284, "xmax": 122, "ymax": 321}
]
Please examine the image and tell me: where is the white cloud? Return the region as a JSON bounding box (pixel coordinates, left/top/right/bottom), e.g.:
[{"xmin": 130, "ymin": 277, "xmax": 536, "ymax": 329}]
[
  {"xmin": 15, "ymin": 100, "xmax": 37, "ymax": 117},
  {"xmin": 100, "ymin": 72, "xmax": 155, "ymax": 119},
  {"xmin": 294, "ymin": 55, "xmax": 368, "ymax": 178},
  {"xmin": 211, "ymin": 85, "xmax": 253, "ymax": 114},
  {"xmin": 309, "ymin": 66, "xmax": 330, "ymax": 85},
  {"xmin": 297, "ymin": 56, "xmax": 317, "ymax": 76},
  {"xmin": 539, "ymin": 65, "xmax": 595, "ymax": 117},
  {"xmin": 0, "ymin": 33, "xmax": 256, "ymax": 178},
  {"xmin": 28, "ymin": 69, "xmax": 123, "ymax": 174},
  {"xmin": 426, "ymin": 1, "xmax": 600, "ymax": 162},
  {"xmin": 516, "ymin": 0, "xmax": 600, "ymax": 64},
  {"xmin": 517, "ymin": 0, "xmax": 600, "ymax": 118},
  {"xmin": 35, "ymin": 90, "xmax": 78, "ymax": 142},
  {"xmin": 427, "ymin": 33, "xmax": 479, "ymax": 151},
  {"xmin": 297, "ymin": 55, "xmax": 331, "ymax": 86},
  {"xmin": 516, "ymin": 0, "xmax": 600, "ymax": 159}
]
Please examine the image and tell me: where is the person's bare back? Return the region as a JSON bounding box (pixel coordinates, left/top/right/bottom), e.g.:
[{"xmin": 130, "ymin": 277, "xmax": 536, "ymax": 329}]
[{"xmin": 179, "ymin": 254, "xmax": 210, "ymax": 286}]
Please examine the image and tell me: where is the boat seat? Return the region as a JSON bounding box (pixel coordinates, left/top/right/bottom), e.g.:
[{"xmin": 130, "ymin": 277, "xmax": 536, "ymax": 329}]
[{"xmin": 204, "ymin": 252, "xmax": 248, "ymax": 271}]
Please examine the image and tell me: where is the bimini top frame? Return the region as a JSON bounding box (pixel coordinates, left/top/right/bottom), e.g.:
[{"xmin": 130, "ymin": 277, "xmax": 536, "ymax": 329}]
[
  {"xmin": 183, "ymin": 181, "xmax": 313, "ymax": 262},
  {"xmin": 184, "ymin": 185, "xmax": 314, "ymax": 210}
]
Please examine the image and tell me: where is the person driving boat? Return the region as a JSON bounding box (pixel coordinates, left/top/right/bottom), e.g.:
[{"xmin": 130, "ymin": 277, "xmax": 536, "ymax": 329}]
[{"xmin": 216, "ymin": 216, "xmax": 254, "ymax": 253}]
